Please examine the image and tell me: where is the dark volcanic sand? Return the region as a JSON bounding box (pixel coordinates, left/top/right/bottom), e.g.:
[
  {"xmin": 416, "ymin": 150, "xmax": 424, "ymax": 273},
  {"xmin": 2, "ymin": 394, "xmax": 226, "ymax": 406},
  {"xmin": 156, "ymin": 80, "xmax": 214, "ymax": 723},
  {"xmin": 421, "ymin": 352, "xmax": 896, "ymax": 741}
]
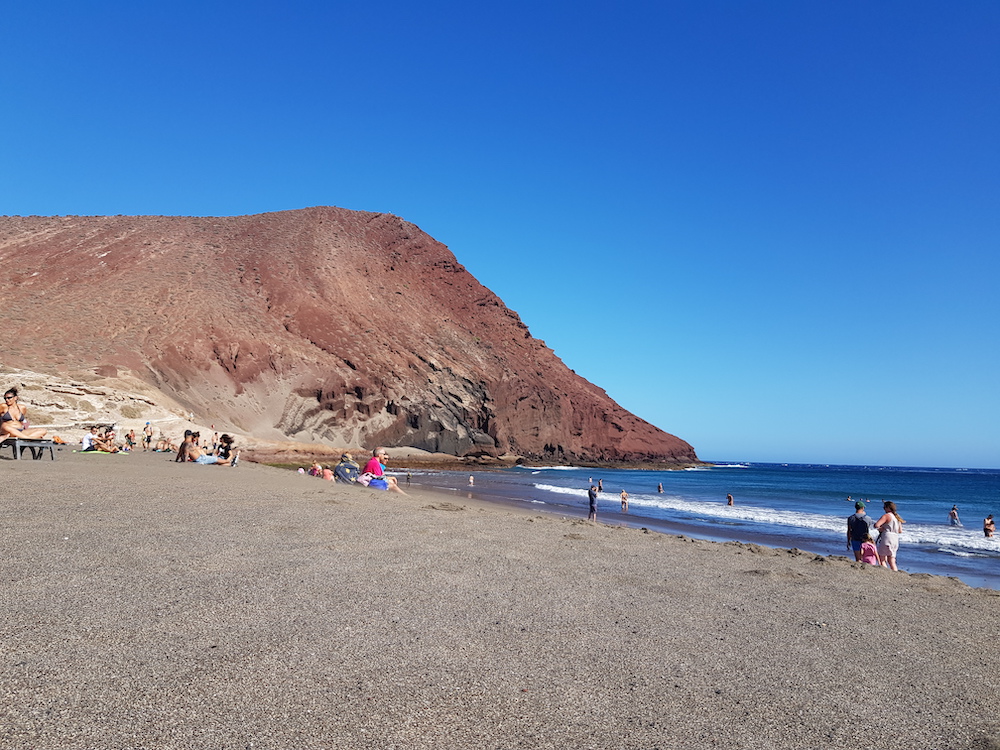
[{"xmin": 2, "ymin": 450, "xmax": 998, "ymax": 749}]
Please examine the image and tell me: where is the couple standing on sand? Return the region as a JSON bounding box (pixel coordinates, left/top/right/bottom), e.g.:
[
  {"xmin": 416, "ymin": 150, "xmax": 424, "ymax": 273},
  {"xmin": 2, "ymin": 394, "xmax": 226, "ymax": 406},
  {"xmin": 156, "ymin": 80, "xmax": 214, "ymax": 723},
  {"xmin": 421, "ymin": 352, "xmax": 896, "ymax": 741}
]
[{"xmin": 847, "ymin": 501, "xmax": 905, "ymax": 571}]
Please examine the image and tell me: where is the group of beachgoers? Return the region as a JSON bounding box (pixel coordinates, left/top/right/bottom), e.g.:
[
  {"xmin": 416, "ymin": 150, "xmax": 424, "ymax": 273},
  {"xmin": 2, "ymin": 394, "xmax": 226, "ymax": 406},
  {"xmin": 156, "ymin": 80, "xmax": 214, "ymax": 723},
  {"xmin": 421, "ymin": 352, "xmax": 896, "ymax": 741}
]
[
  {"xmin": 946, "ymin": 504, "xmax": 997, "ymax": 538},
  {"xmin": 846, "ymin": 499, "xmax": 998, "ymax": 571},
  {"xmin": 846, "ymin": 500, "xmax": 906, "ymax": 570},
  {"xmin": 173, "ymin": 430, "xmax": 240, "ymax": 466},
  {"xmin": 2, "ymin": 389, "xmax": 410, "ymax": 493},
  {"xmin": 301, "ymin": 447, "xmax": 406, "ymax": 494},
  {"xmin": 946, "ymin": 503, "xmax": 994, "ymax": 537}
]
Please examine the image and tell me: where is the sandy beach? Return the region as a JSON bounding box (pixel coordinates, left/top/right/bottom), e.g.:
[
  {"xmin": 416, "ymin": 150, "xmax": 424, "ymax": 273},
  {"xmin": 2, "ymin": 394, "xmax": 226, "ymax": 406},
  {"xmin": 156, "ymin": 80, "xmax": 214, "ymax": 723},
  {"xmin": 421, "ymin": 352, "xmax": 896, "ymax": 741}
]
[{"xmin": 2, "ymin": 450, "xmax": 998, "ymax": 749}]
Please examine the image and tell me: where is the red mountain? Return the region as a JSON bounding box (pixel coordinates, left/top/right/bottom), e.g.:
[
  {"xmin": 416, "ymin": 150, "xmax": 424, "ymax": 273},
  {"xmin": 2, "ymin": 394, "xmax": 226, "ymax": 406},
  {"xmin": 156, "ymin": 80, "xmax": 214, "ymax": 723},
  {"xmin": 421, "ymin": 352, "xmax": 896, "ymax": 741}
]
[{"xmin": 0, "ymin": 207, "xmax": 698, "ymax": 464}]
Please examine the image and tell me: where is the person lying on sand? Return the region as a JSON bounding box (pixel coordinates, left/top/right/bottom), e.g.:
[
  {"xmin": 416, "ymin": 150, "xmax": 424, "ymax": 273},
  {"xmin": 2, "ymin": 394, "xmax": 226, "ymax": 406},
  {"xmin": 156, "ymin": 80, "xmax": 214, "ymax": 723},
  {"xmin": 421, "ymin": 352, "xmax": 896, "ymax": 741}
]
[{"xmin": 1, "ymin": 387, "xmax": 49, "ymax": 440}]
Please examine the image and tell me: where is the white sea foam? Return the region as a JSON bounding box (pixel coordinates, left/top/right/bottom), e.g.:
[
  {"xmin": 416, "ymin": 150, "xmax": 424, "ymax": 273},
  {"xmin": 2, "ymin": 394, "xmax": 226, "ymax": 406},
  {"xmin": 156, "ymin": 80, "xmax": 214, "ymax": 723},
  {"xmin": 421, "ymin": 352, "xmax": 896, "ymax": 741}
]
[
  {"xmin": 532, "ymin": 484, "xmax": 1000, "ymax": 554},
  {"xmin": 535, "ymin": 484, "xmax": 589, "ymax": 497},
  {"xmin": 937, "ymin": 548, "xmax": 977, "ymax": 558},
  {"xmin": 515, "ymin": 465, "xmax": 580, "ymax": 471}
]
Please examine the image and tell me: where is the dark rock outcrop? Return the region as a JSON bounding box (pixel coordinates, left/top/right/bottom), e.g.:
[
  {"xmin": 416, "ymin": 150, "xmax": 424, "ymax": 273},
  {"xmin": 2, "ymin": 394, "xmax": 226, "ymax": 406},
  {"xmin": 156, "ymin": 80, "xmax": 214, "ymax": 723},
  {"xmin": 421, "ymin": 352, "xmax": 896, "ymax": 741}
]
[{"xmin": 0, "ymin": 208, "xmax": 698, "ymax": 464}]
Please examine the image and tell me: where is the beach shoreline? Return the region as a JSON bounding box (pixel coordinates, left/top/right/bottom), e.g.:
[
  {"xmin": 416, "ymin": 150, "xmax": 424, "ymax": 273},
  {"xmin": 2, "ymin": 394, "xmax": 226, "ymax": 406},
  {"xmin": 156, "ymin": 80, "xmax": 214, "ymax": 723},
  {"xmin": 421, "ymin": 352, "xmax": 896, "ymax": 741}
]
[{"xmin": 2, "ymin": 450, "xmax": 998, "ymax": 749}]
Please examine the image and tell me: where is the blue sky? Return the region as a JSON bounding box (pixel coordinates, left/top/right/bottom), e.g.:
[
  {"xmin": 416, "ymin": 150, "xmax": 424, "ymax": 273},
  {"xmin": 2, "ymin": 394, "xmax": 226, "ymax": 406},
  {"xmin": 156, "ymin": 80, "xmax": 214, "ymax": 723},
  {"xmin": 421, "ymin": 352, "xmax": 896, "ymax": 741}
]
[{"xmin": 2, "ymin": 1, "xmax": 997, "ymax": 468}]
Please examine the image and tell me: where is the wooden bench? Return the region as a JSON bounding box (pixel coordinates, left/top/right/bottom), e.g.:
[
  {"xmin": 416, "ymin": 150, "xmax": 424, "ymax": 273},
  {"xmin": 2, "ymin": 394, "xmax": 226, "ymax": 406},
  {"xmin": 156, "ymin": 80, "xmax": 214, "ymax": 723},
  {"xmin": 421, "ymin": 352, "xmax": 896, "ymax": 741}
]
[{"xmin": 1, "ymin": 437, "xmax": 58, "ymax": 460}]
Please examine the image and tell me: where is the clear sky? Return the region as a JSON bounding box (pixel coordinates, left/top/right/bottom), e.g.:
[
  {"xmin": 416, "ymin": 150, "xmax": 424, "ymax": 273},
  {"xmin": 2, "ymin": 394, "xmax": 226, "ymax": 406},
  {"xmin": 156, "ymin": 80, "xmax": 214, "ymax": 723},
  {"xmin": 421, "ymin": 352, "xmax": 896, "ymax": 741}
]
[{"xmin": 2, "ymin": 1, "xmax": 997, "ymax": 468}]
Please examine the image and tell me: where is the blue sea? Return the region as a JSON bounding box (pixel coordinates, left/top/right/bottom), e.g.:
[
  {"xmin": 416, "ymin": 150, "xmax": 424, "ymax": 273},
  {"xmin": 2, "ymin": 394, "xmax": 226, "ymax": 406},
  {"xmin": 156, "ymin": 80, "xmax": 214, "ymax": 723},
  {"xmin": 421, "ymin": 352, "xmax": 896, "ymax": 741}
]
[{"xmin": 402, "ymin": 462, "xmax": 1000, "ymax": 590}]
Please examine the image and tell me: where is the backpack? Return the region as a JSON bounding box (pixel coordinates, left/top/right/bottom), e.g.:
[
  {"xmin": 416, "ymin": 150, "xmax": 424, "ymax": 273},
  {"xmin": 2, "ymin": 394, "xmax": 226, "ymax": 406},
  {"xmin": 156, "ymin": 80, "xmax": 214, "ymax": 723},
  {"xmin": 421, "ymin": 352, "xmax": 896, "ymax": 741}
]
[
  {"xmin": 335, "ymin": 461, "xmax": 361, "ymax": 483},
  {"xmin": 848, "ymin": 513, "xmax": 871, "ymax": 539}
]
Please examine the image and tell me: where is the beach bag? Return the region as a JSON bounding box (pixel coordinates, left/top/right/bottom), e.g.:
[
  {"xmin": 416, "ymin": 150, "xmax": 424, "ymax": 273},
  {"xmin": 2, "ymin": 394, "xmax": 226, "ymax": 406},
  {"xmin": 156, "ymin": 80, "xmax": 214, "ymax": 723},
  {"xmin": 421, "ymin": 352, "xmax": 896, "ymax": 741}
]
[{"xmin": 357, "ymin": 472, "xmax": 374, "ymax": 487}]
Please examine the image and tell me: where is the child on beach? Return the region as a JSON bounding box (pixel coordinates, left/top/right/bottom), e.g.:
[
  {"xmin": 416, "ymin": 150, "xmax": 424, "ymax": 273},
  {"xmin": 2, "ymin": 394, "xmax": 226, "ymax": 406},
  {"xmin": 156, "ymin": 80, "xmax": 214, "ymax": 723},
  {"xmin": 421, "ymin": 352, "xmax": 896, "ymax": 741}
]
[{"xmin": 859, "ymin": 533, "xmax": 879, "ymax": 566}]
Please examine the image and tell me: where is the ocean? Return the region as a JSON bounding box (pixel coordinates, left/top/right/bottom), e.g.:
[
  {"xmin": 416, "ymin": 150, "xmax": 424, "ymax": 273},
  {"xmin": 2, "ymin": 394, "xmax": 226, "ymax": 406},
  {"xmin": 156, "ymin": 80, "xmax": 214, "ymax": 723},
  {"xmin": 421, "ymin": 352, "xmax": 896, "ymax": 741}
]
[{"xmin": 401, "ymin": 462, "xmax": 1000, "ymax": 590}]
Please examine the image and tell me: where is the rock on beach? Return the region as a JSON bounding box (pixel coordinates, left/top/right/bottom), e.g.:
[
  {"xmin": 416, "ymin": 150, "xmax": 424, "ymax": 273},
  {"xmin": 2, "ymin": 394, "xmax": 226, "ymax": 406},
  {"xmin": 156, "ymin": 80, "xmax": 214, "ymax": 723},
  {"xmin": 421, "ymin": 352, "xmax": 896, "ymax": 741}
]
[{"xmin": 2, "ymin": 450, "xmax": 998, "ymax": 749}]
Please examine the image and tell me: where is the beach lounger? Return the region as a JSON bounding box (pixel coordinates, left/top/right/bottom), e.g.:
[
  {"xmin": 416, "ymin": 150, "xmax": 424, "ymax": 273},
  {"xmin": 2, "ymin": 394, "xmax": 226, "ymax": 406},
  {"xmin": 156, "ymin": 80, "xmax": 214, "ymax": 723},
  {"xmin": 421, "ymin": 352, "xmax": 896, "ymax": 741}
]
[{"xmin": 1, "ymin": 436, "xmax": 58, "ymax": 460}]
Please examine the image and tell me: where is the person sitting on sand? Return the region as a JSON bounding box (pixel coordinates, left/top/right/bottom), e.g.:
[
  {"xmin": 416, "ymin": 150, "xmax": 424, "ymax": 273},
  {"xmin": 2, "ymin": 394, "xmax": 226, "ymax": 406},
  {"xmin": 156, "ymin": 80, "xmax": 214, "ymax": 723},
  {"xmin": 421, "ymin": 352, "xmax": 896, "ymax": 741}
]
[
  {"xmin": 155, "ymin": 435, "xmax": 176, "ymax": 452},
  {"xmin": 221, "ymin": 434, "xmax": 239, "ymax": 466},
  {"xmin": 175, "ymin": 430, "xmax": 194, "ymax": 462},
  {"xmin": 362, "ymin": 447, "xmax": 406, "ymax": 494},
  {"xmin": 1, "ymin": 388, "xmax": 48, "ymax": 441},
  {"xmin": 81, "ymin": 426, "xmax": 99, "ymax": 452},
  {"xmin": 334, "ymin": 453, "xmax": 360, "ymax": 484},
  {"xmin": 189, "ymin": 433, "xmax": 240, "ymax": 466},
  {"xmin": 985, "ymin": 515, "xmax": 995, "ymax": 538},
  {"xmin": 859, "ymin": 532, "xmax": 880, "ymax": 566},
  {"xmin": 308, "ymin": 462, "xmax": 322, "ymax": 477},
  {"xmin": 81, "ymin": 426, "xmax": 118, "ymax": 453}
]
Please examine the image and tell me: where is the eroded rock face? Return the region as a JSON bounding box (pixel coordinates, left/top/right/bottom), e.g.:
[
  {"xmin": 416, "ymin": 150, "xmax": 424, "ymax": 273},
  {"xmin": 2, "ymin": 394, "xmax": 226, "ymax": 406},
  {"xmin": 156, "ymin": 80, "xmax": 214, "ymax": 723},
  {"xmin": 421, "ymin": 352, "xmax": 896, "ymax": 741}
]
[{"xmin": 0, "ymin": 208, "xmax": 698, "ymax": 463}]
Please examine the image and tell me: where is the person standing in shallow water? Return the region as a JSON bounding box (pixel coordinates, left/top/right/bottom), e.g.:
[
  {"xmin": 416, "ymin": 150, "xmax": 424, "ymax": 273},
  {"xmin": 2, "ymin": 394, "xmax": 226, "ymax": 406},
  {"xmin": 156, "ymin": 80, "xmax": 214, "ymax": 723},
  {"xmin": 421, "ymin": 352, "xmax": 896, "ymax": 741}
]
[
  {"xmin": 588, "ymin": 485, "xmax": 598, "ymax": 521},
  {"xmin": 620, "ymin": 490, "xmax": 629, "ymax": 512},
  {"xmin": 657, "ymin": 483, "xmax": 663, "ymax": 494},
  {"xmin": 726, "ymin": 493, "xmax": 734, "ymax": 506},
  {"xmin": 949, "ymin": 505, "xmax": 962, "ymax": 526},
  {"xmin": 985, "ymin": 515, "xmax": 995, "ymax": 538}
]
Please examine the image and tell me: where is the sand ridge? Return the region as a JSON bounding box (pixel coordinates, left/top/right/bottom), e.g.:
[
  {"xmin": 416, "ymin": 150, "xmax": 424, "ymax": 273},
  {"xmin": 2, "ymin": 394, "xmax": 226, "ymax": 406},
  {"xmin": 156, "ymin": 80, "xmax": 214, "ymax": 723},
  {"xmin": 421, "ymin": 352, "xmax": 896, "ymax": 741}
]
[{"xmin": 2, "ymin": 450, "xmax": 998, "ymax": 749}]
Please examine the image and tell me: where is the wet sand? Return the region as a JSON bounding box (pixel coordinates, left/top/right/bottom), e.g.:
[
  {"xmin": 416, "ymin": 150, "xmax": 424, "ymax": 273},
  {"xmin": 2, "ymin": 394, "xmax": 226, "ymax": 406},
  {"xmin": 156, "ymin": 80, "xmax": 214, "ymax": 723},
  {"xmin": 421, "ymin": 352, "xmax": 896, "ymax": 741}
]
[{"xmin": 2, "ymin": 450, "xmax": 998, "ymax": 749}]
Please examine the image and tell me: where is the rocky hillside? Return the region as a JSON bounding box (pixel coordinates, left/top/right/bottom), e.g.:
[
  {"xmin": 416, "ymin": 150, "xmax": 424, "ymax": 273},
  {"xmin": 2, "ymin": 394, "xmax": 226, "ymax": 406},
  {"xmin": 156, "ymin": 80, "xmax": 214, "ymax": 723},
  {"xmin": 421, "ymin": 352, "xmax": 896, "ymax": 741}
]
[{"xmin": 0, "ymin": 208, "xmax": 698, "ymax": 464}]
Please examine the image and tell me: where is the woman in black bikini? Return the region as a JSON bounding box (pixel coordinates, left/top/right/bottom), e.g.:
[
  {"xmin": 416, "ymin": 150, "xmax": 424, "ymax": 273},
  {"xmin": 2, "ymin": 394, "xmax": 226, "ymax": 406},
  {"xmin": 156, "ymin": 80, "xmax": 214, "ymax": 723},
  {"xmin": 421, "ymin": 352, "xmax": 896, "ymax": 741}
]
[{"xmin": 1, "ymin": 388, "xmax": 48, "ymax": 440}]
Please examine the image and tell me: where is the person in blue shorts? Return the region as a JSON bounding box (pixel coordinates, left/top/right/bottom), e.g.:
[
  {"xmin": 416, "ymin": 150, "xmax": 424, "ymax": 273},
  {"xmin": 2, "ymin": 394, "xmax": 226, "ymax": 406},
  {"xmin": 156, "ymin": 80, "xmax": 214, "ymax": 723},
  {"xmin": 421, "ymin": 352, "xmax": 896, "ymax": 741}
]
[{"xmin": 847, "ymin": 501, "xmax": 874, "ymax": 562}]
